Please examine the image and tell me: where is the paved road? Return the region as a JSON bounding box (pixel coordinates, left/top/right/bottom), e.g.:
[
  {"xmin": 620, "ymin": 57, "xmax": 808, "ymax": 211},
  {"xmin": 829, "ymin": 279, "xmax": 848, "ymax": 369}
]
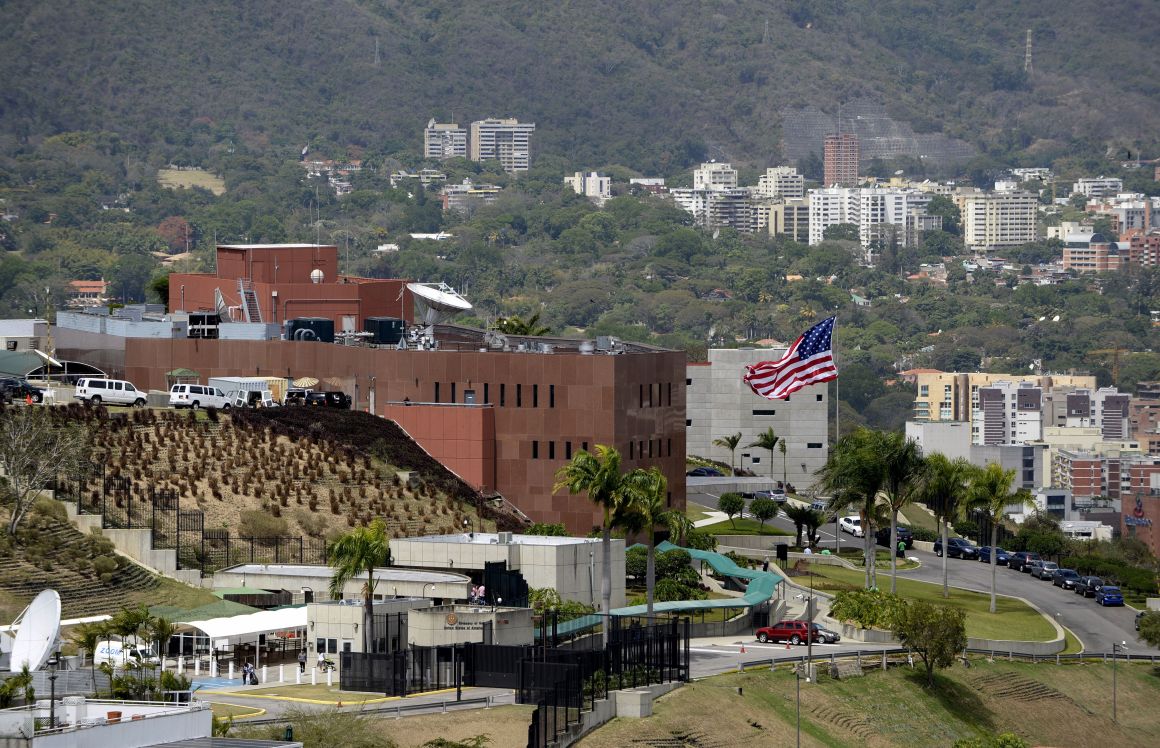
[
  {"xmin": 687, "ymin": 638, "xmax": 896, "ymax": 679},
  {"xmin": 897, "ymin": 549, "xmax": 1156, "ymax": 655}
]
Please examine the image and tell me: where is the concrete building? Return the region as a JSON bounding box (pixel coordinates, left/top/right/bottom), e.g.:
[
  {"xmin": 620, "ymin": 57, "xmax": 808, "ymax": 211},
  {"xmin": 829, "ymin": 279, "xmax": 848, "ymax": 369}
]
[
  {"xmin": 308, "ymin": 598, "xmax": 426, "ymax": 656},
  {"xmin": 390, "ymin": 532, "xmax": 626, "ymax": 610},
  {"xmin": 212, "ymin": 564, "xmax": 472, "ymax": 603},
  {"xmin": 961, "ymin": 188, "xmax": 1038, "ymax": 251},
  {"xmin": 763, "ymin": 197, "xmax": 810, "ymax": 242},
  {"xmin": 0, "ymin": 319, "xmax": 50, "ymax": 354},
  {"xmin": 911, "ymin": 372, "xmax": 1096, "ymax": 423},
  {"xmin": 469, "ymin": 118, "xmax": 535, "ymax": 173},
  {"xmin": 0, "ymin": 700, "xmax": 220, "ymax": 748},
  {"xmin": 973, "ymin": 381, "xmax": 1043, "ymax": 445},
  {"xmin": 823, "ymin": 133, "xmax": 859, "ymax": 187},
  {"xmin": 423, "ymin": 119, "xmax": 468, "ymax": 160},
  {"xmin": 408, "ymin": 604, "xmax": 533, "ymax": 647},
  {"xmin": 1087, "ymin": 193, "xmax": 1160, "ymax": 235},
  {"xmin": 1063, "ymin": 233, "xmax": 1122, "ymax": 272},
  {"xmin": 755, "ymin": 167, "xmax": 805, "ymax": 199},
  {"xmin": 693, "ymin": 162, "xmax": 739, "ymax": 191},
  {"xmin": 670, "ymin": 187, "xmax": 755, "ymax": 233},
  {"xmin": 905, "ymin": 420, "xmax": 972, "ymax": 461},
  {"xmin": 1072, "ymin": 177, "xmax": 1123, "ymax": 199},
  {"xmin": 807, "ymin": 187, "xmax": 937, "ymax": 260},
  {"xmin": 686, "ymin": 348, "xmax": 829, "ymax": 488},
  {"xmin": 441, "ymin": 179, "xmax": 503, "ymax": 214},
  {"xmin": 1126, "ymin": 232, "xmax": 1160, "ymax": 267},
  {"xmin": 564, "ymin": 171, "xmax": 612, "ymax": 205}
]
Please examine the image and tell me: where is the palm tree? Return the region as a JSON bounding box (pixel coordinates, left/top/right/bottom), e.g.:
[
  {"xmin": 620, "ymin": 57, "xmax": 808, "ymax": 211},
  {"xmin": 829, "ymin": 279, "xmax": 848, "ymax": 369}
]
[
  {"xmin": 328, "ymin": 517, "xmax": 391, "ymax": 654},
  {"xmin": 747, "ymin": 427, "xmax": 780, "ymax": 479},
  {"xmin": 713, "ymin": 432, "xmax": 742, "ymax": 475},
  {"xmin": 818, "ymin": 428, "xmax": 887, "ymax": 590},
  {"xmin": 555, "ymin": 445, "xmax": 632, "ymax": 646},
  {"xmin": 783, "ymin": 504, "xmax": 814, "ymax": 547},
  {"xmin": 877, "ymin": 431, "xmax": 925, "ymax": 594},
  {"xmin": 667, "ymin": 511, "xmax": 695, "ymax": 547},
  {"xmin": 619, "ymin": 466, "xmax": 678, "ymax": 618},
  {"xmin": 916, "ymin": 453, "xmax": 973, "ymax": 598},
  {"xmin": 495, "ymin": 312, "xmax": 551, "ymax": 336},
  {"xmin": 70, "ymin": 620, "xmax": 110, "ymax": 695},
  {"xmin": 967, "ymin": 463, "xmax": 1032, "ymax": 614},
  {"xmin": 149, "ymin": 616, "xmax": 177, "ymax": 670},
  {"xmin": 778, "ymin": 440, "xmax": 788, "ymax": 488}
]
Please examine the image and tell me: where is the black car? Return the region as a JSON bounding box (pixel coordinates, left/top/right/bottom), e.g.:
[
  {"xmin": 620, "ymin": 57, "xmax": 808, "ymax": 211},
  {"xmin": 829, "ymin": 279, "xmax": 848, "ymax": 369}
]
[
  {"xmin": 1007, "ymin": 551, "xmax": 1042, "ymax": 573},
  {"xmin": 1073, "ymin": 576, "xmax": 1105, "ymax": 597},
  {"xmin": 977, "ymin": 547, "xmax": 1010, "ymax": 565},
  {"xmin": 934, "ymin": 537, "xmax": 977, "ymax": 559},
  {"xmin": 686, "ymin": 467, "xmax": 724, "ymax": 477},
  {"xmin": 305, "ymin": 391, "xmax": 351, "ymax": 409},
  {"xmin": 1052, "ymin": 569, "xmax": 1081, "ymax": 589},
  {"xmin": 0, "ymin": 377, "xmax": 45, "ymax": 403},
  {"xmin": 876, "ymin": 526, "xmax": 914, "ymax": 549}
]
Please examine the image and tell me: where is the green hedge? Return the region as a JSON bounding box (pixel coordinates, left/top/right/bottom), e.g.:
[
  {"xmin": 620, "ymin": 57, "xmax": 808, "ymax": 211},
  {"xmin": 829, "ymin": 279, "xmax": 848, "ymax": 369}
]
[
  {"xmin": 909, "ymin": 527, "xmax": 940, "ymax": 542},
  {"xmin": 1060, "ymin": 554, "xmax": 1159, "ymax": 595},
  {"xmin": 829, "ymin": 588, "xmax": 909, "ymax": 630}
]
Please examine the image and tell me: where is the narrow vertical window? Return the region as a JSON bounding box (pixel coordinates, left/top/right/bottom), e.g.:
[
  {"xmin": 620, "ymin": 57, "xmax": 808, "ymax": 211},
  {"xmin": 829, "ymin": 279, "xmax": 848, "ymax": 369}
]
[
  {"xmin": 549, "ymin": 441, "xmax": 555, "ymax": 459},
  {"xmin": 533, "ymin": 384, "xmax": 539, "ymax": 408},
  {"xmin": 434, "ymin": 382, "xmax": 440, "ymax": 403},
  {"xmin": 484, "ymin": 383, "xmax": 490, "ymax": 404},
  {"xmin": 450, "ymin": 383, "xmax": 456, "ymax": 403},
  {"xmin": 500, "ymin": 384, "xmax": 506, "ymax": 406},
  {"xmin": 566, "ymin": 441, "xmax": 572, "ymax": 459},
  {"xmin": 550, "ymin": 384, "xmax": 556, "ymax": 408},
  {"xmin": 532, "ymin": 441, "xmax": 539, "ymax": 459}
]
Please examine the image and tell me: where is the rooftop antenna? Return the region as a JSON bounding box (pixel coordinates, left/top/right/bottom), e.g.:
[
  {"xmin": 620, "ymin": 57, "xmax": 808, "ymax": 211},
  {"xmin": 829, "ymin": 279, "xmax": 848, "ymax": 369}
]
[{"xmin": 1024, "ymin": 29, "xmax": 1033, "ymax": 74}]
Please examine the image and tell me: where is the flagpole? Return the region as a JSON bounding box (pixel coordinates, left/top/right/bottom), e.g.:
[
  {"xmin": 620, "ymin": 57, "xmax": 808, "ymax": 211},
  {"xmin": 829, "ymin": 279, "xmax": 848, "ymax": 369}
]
[{"xmin": 833, "ymin": 317, "xmax": 839, "ymax": 445}]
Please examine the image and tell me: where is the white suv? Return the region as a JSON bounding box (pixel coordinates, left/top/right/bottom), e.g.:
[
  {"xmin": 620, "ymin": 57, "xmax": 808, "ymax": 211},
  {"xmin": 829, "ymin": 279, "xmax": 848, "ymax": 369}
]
[
  {"xmin": 169, "ymin": 384, "xmax": 231, "ymax": 410},
  {"xmin": 74, "ymin": 378, "xmax": 146, "ymax": 407},
  {"xmin": 839, "ymin": 515, "xmax": 864, "ymax": 537}
]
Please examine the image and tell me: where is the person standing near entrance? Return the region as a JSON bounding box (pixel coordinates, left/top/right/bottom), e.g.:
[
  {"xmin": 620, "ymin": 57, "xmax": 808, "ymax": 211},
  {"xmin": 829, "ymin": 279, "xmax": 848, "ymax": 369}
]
[{"xmin": 298, "ymin": 648, "xmax": 307, "ymax": 673}]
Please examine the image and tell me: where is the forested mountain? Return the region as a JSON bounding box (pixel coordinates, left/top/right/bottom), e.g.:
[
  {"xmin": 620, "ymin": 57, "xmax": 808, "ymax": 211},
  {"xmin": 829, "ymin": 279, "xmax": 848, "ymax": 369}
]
[{"xmin": 1, "ymin": 0, "xmax": 1158, "ymax": 169}]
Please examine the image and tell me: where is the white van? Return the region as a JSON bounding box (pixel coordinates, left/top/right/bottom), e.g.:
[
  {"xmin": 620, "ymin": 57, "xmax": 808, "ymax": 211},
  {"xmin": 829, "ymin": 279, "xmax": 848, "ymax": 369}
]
[
  {"xmin": 93, "ymin": 639, "xmax": 160, "ymax": 668},
  {"xmin": 169, "ymin": 384, "xmax": 231, "ymax": 410},
  {"xmin": 74, "ymin": 378, "xmax": 147, "ymax": 407}
]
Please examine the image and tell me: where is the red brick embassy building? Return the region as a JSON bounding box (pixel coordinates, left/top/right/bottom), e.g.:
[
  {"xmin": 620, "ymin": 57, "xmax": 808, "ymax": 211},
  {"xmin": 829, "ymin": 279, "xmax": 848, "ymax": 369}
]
[{"xmin": 61, "ymin": 245, "xmax": 686, "ymax": 533}]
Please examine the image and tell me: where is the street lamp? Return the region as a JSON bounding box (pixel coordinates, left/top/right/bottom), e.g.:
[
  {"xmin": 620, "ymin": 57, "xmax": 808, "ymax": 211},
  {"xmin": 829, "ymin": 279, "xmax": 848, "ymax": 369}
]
[
  {"xmin": 1113, "ymin": 641, "xmax": 1128, "ymax": 722},
  {"xmin": 46, "ymin": 651, "xmax": 60, "ymax": 731}
]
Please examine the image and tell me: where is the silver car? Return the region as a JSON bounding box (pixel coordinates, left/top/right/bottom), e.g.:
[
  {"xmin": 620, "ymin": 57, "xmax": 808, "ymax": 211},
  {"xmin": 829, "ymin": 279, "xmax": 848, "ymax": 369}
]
[{"xmin": 1034, "ymin": 561, "xmax": 1059, "ymax": 580}]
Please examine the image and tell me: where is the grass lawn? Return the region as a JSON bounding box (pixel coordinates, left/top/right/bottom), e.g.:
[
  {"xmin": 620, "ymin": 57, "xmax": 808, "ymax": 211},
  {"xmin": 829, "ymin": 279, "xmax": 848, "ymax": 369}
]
[
  {"xmin": 806, "ymin": 563, "xmax": 1056, "ymax": 642},
  {"xmin": 207, "ymin": 701, "xmax": 265, "ymax": 720},
  {"xmin": 701, "ymin": 518, "xmax": 791, "ymax": 536},
  {"xmin": 157, "ymin": 168, "xmax": 226, "ymax": 195},
  {"xmin": 684, "ymin": 503, "xmax": 712, "ymax": 522},
  {"xmin": 899, "ymin": 504, "xmax": 939, "ymax": 534},
  {"xmin": 578, "ymin": 660, "xmax": 1160, "ymax": 747}
]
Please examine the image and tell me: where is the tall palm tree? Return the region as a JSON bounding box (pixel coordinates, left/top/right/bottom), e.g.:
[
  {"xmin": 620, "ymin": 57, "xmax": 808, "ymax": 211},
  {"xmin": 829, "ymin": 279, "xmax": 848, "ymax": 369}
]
[
  {"xmin": 713, "ymin": 432, "xmax": 742, "ymax": 475},
  {"xmin": 818, "ymin": 428, "xmax": 887, "ymax": 590},
  {"xmin": 555, "ymin": 445, "xmax": 632, "ymax": 646},
  {"xmin": 747, "ymin": 427, "xmax": 780, "ymax": 479},
  {"xmin": 148, "ymin": 616, "xmax": 177, "ymax": 670},
  {"xmin": 620, "ymin": 466, "xmax": 678, "ymax": 618},
  {"xmin": 667, "ymin": 511, "xmax": 695, "ymax": 547},
  {"xmin": 877, "ymin": 431, "xmax": 926, "ymax": 594},
  {"xmin": 916, "ymin": 453, "xmax": 973, "ymax": 598},
  {"xmin": 328, "ymin": 517, "xmax": 391, "ymax": 654},
  {"xmin": 778, "ymin": 440, "xmax": 788, "ymax": 488},
  {"xmin": 966, "ymin": 463, "xmax": 1032, "ymax": 614},
  {"xmin": 783, "ymin": 504, "xmax": 814, "ymax": 547}
]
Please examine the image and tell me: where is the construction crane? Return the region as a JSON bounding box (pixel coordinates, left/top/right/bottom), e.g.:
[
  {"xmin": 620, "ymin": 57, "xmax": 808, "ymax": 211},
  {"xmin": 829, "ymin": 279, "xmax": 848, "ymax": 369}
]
[{"xmin": 1087, "ymin": 348, "xmax": 1129, "ymax": 383}]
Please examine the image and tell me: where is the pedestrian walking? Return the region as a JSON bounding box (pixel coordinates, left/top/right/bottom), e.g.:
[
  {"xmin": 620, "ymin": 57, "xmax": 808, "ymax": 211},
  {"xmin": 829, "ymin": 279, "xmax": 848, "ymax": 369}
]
[{"xmin": 298, "ymin": 648, "xmax": 307, "ymax": 673}]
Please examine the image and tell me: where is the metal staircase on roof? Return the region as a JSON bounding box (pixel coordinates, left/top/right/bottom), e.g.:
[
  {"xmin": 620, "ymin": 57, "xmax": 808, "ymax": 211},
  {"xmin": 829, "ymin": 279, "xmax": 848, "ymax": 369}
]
[{"xmin": 237, "ymin": 278, "xmax": 263, "ymax": 324}]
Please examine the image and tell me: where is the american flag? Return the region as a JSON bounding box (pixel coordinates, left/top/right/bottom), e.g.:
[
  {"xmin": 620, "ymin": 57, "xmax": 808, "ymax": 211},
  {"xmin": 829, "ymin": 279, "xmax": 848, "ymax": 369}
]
[{"xmin": 743, "ymin": 317, "xmax": 838, "ymax": 400}]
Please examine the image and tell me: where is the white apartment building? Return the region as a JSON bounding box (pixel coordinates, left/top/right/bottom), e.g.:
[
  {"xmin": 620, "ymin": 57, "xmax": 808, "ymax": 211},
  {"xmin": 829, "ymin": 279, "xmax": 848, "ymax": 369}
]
[
  {"xmin": 1013, "ymin": 167, "xmax": 1054, "ymax": 182},
  {"xmin": 973, "ymin": 381, "xmax": 1044, "ymax": 445},
  {"xmin": 564, "ymin": 171, "xmax": 612, "ymax": 205},
  {"xmin": 469, "ymin": 118, "xmax": 536, "ymax": 173},
  {"xmin": 686, "ymin": 348, "xmax": 829, "ymax": 487},
  {"xmin": 755, "ymin": 167, "xmax": 805, "ymax": 199},
  {"xmin": 961, "ymin": 188, "xmax": 1038, "ymax": 251},
  {"xmin": 693, "ymin": 161, "xmax": 739, "ymax": 190},
  {"xmin": 670, "ymin": 187, "xmax": 755, "ymax": 233},
  {"xmin": 1089, "ymin": 193, "xmax": 1160, "ymax": 234},
  {"xmin": 423, "ymin": 119, "xmax": 468, "ymax": 160},
  {"xmin": 1072, "ymin": 177, "xmax": 1124, "ymax": 199},
  {"xmin": 808, "ymin": 187, "xmax": 937, "ymax": 262}
]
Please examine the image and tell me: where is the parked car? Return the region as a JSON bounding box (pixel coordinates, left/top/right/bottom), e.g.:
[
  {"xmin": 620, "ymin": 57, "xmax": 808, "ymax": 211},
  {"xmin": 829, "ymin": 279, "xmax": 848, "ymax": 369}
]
[
  {"xmin": 1007, "ymin": 551, "xmax": 1042, "ymax": 573},
  {"xmin": 686, "ymin": 467, "xmax": 724, "ymax": 477},
  {"xmin": 1051, "ymin": 569, "xmax": 1081, "ymax": 589},
  {"xmin": 977, "ymin": 547, "xmax": 1010, "ymax": 565},
  {"xmin": 1094, "ymin": 585, "xmax": 1125, "ymax": 606},
  {"xmin": 169, "ymin": 383, "xmax": 231, "ymax": 410},
  {"xmin": 810, "ymin": 623, "xmax": 841, "ymax": 644},
  {"xmin": 839, "ymin": 515, "xmax": 864, "ymax": 537},
  {"xmin": 305, "ymin": 391, "xmax": 352, "ymax": 409},
  {"xmin": 0, "ymin": 377, "xmax": 45, "ymax": 403},
  {"xmin": 876, "ymin": 526, "xmax": 914, "ymax": 549},
  {"xmin": 755, "ymin": 620, "xmax": 818, "ymax": 645},
  {"xmin": 1025, "ymin": 560, "xmax": 1045, "ymax": 576},
  {"xmin": 751, "ymin": 489, "xmax": 787, "ymax": 505},
  {"xmin": 1033, "ymin": 561, "xmax": 1060, "ymax": 580},
  {"xmin": 1073, "ymin": 576, "xmax": 1105, "ymax": 597},
  {"xmin": 934, "ymin": 537, "xmax": 978, "ymax": 559},
  {"xmin": 809, "ymin": 500, "xmax": 828, "ymax": 513},
  {"xmin": 74, "ymin": 377, "xmax": 146, "ymax": 407}
]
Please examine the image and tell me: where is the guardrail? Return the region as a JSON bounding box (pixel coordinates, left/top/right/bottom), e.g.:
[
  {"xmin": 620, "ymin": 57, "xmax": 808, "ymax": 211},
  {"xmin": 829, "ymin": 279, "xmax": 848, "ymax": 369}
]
[
  {"xmin": 238, "ymin": 694, "xmax": 498, "ymax": 726},
  {"xmin": 723, "ymin": 646, "xmax": 1160, "ymax": 675}
]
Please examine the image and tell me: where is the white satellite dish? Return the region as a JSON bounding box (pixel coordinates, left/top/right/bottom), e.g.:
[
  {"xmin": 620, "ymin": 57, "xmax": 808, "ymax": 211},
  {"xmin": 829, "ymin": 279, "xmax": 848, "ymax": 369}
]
[
  {"xmin": 1038, "ymin": 316, "xmax": 1046, "ymax": 321},
  {"xmin": 9, "ymin": 589, "xmax": 61, "ymax": 672},
  {"xmin": 407, "ymin": 282, "xmax": 472, "ymax": 334},
  {"xmin": 1052, "ymin": 314, "xmax": 1060, "ymax": 322}
]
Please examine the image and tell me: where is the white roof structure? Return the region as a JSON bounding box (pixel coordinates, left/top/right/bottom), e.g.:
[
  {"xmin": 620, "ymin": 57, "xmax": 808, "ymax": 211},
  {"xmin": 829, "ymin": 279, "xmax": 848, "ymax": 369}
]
[{"xmin": 181, "ymin": 606, "xmax": 306, "ymax": 640}]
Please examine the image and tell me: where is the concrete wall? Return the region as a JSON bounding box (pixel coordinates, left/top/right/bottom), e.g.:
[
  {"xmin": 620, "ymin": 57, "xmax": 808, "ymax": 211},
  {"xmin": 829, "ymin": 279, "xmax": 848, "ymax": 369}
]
[
  {"xmin": 62, "ymin": 501, "xmax": 205, "ymax": 586},
  {"xmin": 686, "ymin": 348, "xmax": 829, "ymax": 489},
  {"xmin": 385, "ymin": 403, "xmax": 496, "ymax": 492},
  {"xmin": 212, "ymin": 566, "xmax": 472, "ymax": 601},
  {"xmin": 0, "ymin": 702, "xmax": 213, "ymax": 748}
]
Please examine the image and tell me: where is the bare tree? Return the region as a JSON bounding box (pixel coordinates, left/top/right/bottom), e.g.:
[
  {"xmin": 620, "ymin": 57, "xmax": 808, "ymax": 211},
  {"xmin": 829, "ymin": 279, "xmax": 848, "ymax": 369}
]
[{"xmin": 0, "ymin": 406, "xmax": 89, "ymax": 534}]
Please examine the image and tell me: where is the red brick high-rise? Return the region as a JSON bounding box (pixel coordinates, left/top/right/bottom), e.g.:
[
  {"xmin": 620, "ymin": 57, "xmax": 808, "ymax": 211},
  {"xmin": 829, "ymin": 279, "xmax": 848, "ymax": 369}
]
[{"xmin": 823, "ymin": 133, "xmax": 860, "ymax": 187}]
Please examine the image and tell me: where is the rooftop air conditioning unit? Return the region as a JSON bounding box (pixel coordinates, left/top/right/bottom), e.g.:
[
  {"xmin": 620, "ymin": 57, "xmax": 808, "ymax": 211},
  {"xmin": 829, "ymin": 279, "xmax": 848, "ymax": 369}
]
[{"xmin": 497, "ymin": 532, "xmax": 513, "ymax": 544}]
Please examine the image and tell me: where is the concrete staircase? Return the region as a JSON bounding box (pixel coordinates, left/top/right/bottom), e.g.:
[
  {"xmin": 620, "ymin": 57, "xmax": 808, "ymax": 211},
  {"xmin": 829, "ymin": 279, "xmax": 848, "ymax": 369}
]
[{"xmin": 63, "ymin": 501, "xmax": 206, "ymax": 587}]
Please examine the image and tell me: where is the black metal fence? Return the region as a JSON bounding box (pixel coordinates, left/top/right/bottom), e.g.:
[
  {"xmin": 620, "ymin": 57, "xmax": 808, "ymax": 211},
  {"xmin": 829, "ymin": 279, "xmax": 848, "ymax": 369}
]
[
  {"xmin": 340, "ymin": 645, "xmax": 464, "ymax": 696},
  {"xmin": 59, "ymin": 465, "xmax": 327, "ymax": 576}
]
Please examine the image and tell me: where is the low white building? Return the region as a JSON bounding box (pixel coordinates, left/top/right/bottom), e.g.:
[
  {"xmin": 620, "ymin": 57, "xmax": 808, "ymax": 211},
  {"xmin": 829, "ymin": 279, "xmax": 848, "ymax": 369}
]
[
  {"xmin": 0, "ymin": 699, "xmax": 220, "ymax": 748},
  {"xmin": 1060, "ymin": 520, "xmax": 1114, "ymax": 541},
  {"xmin": 408, "ymin": 604, "xmax": 534, "ymax": 647},
  {"xmin": 390, "ymin": 532, "xmax": 626, "ymax": 611},
  {"xmin": 686, "ymin": 348, "xmax": 829, "ymax": 487},
  {"xmin": 564, "ymin": 171, "xmax": 611, "ymax": 205},
  {"xmin": 212, "ymin": 564, "xmax": 472, "ymax": 602}
]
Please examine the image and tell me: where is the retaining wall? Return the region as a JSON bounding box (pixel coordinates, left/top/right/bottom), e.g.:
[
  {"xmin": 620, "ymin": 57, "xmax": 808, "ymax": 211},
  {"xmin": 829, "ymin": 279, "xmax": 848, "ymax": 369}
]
[
  {"xmin": 556, "ymin": 681, "xmax": 682, "ymax": 747},
  {"xmin": 61, "ymin": 502, "xmax": 205, "ymax": 587}
]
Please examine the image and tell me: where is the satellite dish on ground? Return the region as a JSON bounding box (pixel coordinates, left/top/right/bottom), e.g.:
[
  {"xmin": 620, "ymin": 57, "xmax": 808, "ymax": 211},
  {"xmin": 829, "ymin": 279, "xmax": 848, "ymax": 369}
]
[
  {"xmin": 9, "ymin": 589, "xmax": 60, "ymax": 672},
  {"xmin": 407, "ymin": 282, "xmax": 472, "ymax": 334}
]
